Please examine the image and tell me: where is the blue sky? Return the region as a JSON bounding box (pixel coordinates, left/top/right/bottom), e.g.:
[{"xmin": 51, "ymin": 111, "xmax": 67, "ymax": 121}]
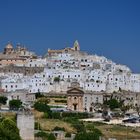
[{"xmin": 0, "ymin": 0, "xmax": 140, "ymax": 72}]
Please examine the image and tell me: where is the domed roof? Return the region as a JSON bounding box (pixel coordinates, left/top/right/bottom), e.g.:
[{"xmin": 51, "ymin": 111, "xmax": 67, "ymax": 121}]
[{"xmin": 5, "ymin": 43, "xmax": 13, "ymax": 49}]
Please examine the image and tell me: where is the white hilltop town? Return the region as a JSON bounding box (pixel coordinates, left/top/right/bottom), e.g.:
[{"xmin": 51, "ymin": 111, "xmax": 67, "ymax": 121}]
[
  {"xmin": 1, "ymin": 41, "xmax": 140, "ymax": 140},
  {"xmin": 0, "ymin": 40, "xmax": 140, "ymax": 112}
]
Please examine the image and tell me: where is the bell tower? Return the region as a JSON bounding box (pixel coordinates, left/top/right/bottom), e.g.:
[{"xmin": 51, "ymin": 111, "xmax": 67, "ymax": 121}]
[{"xmin": 73, "ymin": 40, "xmax": 80, "ymax": 51}]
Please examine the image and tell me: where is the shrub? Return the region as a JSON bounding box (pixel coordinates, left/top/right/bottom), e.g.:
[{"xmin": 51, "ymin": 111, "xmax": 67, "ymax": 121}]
[
  {"xmin": 72, "ymin": 122, "xmax": 85, "ymax": 133},
  {"xmin": 65, "ymin": 132, "xmax": 71, "ymax": 137},
  {"xmin": 35, "ymin": 132, "xmax": 56, "ymax": 140},
  {"xmin": 62, "ymin": 112, "xmax": 88, "ymax": 119},
  {"xmin": 34, "ymin": 122, "xmax": 41, "ymax": 130},
  {"xmin": 86, "ymin": 124, "xmax": 95, "ymax": 131},
  {"xmin": 0, "ymin": 96, "xmax": 7, "ymax": 105},
  {"xmin": 35, "ymin": 131, "xmax": 48, "ymax": 138},
  {"xmin": 34, "ymin": 101, "xmax": 51, "ymax": 113},
  {"xmin": 48, "ymin": 133, "xmax": 56, "ymax": 140},
  {"xmin": 62, "ymin": 117, "xmax": 78, "ymax": 124},
  {"xmin": 74, "ymin": 131, "xmax": 102, "ymax": 140},
  {"xmin": 63, "ymin": 117, "xmax": 85, "ymax": 132},
  {"xmin": 54, "ymin": 100, "xmax": 67, "ymax": 103},
  {"xmin": 43, "ymin": 112, "xmax": 49, "ymax": 119},
  {"xmin": 53, "ymin": 126, "xmax": 65, "ymax": 131},
  {"xmin": 51, "ymin": 112, "xmax": 61, "ymax": 119}
]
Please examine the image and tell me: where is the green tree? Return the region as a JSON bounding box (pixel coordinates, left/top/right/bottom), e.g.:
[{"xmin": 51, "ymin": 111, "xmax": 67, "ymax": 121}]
[
  {"xmin": 0, "ymin": 96, "xmax": 7, "ymax": 105},
  {"xmin": 104, "ymin": 99, "xmax": 120, "ymax": 110},
  {"xmin": 0, "ymin": 118, "xmax": 21, "ymax": 140},
  {"xmin": 54, "ymin": 77, "xmax": 60, "ymax": 82},
  {"xmin": 0, "ymin": 96, "xmax": 8, "ymax": 109},
  {"xmin": 48, "ymin": 133, "xmax": 56, "ymax": 140},
  {"xmin": 34, "ymin": 101, "xmax": 51, "ymax": 113},
  {"xmin": 9, "ymin": 99, "xmax": 22, "ymax": 110},
  {"xmin": 53, "ymin": 126, "xmax": 65, "ymax": 131}
]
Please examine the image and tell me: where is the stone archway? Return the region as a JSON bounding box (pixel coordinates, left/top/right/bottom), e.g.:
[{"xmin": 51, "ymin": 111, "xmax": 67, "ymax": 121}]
[
  {"xmin": 73, "ymin": 104, "xmax": 77, "ymax": 111},
  {"xmin": 89, "ymin": 107, "xmax": 93, "ymax": 112}
]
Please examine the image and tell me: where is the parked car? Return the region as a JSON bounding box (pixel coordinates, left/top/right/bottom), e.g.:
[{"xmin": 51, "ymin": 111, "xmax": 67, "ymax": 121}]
[{"xmin": 123, "ymin": 117, "xmax": 140, "ymax": 123}]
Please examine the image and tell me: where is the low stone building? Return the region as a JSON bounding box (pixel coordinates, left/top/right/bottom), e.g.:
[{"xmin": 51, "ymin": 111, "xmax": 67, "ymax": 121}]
[
  {"xmin": 67, "ymin": 82, "xmax": 104, "ymax": 112},
  {"xmin": 4, "ymin": 90, "xmax": 36, "ymax": 106},
  {"xmin": 104, "ymin": 91, "xmax": 140, "ymax": 107}
]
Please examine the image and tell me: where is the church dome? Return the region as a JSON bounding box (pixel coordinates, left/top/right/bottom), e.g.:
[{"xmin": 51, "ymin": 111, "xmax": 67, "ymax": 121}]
[{"xmin": 5, "ymin": 43, "xmax": 13, "ymax": 49}]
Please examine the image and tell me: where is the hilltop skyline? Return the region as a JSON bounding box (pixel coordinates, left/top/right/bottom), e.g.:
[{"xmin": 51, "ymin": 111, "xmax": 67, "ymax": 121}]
[{"xmin": 0, "ymin": 0, "xmax": 140, "ymax": 72}]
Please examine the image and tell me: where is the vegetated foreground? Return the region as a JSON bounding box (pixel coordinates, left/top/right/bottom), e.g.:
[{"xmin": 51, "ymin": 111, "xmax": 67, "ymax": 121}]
[
  {"xmin": 33, "ymin": 96, "xmax": 140, "ymax": 140},
  {"xmin": 88, "ymin": 122, "xmax": 140, "ymax": 140}
]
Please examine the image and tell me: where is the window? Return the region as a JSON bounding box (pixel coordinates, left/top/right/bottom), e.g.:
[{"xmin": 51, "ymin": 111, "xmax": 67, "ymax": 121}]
[{"xmin": 96, "ymin": 97, "xmax": 99, "ymax": 103}]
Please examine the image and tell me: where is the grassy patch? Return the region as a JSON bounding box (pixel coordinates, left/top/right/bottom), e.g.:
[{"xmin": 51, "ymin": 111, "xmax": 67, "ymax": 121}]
[
  {"xmin": 0, "ymin": 112, "xmax": 16, "ymax": 122},
  {"xmin": 87, "ymin": 122, "xmax": 140, "ymax": 139},
  {"xmin": 32, "ymin": 110, "xmax": 44, "ymax": 119},
  {"xmin": 38, "ymin": 119, "xmax": 75, "ymax": 133}
]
